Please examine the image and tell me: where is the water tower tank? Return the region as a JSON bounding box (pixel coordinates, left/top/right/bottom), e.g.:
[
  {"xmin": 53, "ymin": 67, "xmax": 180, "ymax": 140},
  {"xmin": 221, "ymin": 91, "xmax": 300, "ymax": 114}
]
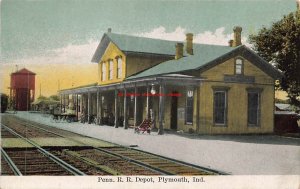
[{"xmin": 10, "ymin": 68, "xmax": 36, "ymax": 111}]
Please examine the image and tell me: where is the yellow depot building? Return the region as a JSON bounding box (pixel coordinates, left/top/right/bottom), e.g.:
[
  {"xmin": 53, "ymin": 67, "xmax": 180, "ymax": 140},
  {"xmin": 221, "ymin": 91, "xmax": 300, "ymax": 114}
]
[{"xmin": 60, "ymin": 27, "xmax": 282, "ymax": 135}]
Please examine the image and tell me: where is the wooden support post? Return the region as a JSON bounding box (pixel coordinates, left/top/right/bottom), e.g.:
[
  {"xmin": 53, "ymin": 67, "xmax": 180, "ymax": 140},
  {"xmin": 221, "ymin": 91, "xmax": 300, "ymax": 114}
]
[
  {"xmin": 60, "ymin": 94, "xmax": 63, "ymax": 113},
  {"xmin": 88, "ymin": 92, "xmax": 91, "ymax": 124},
  {"xmin": 67, "ymin": 94, "xmax": 69, "ymax": 109},
  {"xmin": 151, "ymin": 85, "xmax": 157, "ymax": 131},
  {"xmin": 76, "ymin": 94, "xmax": 79, "ymax": 121},
  {"xmin": 114, "ymin": 89, "xmax": 119, "ymax": 128},
  {"xmin": 71, "ymin": 94, "xmax": 74, "ymax": 109},
  {"xmin": 99, "ymin": 93, "xmax": 102, "ymax": 125},
  {"xmin": 81, "ymin": 94, "xmax": 83, "ymax": 115},
  {"xmin": 63, "ymin": 94, "xmax": 66, "ymax": 113},
  {"xmin": 74, "ymin": 94, "xmax": 76, "ymax": 109},
  {"xmin": 96, "ymin": 90, "xmax": 99, "ymax": 125},
  {"xmin": 146, "ymin": 84, "xmax": 150, "ymax": 119},
  {"xmin": 134, "ymin": 86, "xmax": 137, "ymax": 127},
  {"xmin": 123, "ymin": 88, "xmax": 128, "ymax": 129},
  {"xmin": 158, "ymin": 83, "xmax": 165, "ymax": 135}
]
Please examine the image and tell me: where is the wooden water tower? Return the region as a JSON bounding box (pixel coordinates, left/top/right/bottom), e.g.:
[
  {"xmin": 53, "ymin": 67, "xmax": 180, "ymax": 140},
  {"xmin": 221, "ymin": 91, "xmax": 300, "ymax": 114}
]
[{"xmin": 10, "ymin": 68, "xmax": 36, "ymax": 111}]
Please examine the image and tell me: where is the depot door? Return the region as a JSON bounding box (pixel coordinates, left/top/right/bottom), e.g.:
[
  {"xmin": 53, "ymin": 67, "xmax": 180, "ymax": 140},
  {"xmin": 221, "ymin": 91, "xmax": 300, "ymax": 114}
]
[{"xmin": 170, "ymin": 91, "xmax": 178, "ymax": 130}]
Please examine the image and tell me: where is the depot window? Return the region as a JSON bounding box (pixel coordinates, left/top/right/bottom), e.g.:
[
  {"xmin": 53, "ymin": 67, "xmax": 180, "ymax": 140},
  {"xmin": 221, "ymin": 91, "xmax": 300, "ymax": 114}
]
[
  {"xmin": 102, "ymin": 62, "xmax": 107, "ymax": 81},
  {"xmin": 212, "ymin": 86, "xmax": 230, "ymax": 126},
  {"xmin": 109, "ymin": 59, "xmax": 113, "ymax": 80},
  {"xmin": 117, "ymin": 57, "xmax": 122, "ymax": 79},
  {"xmin": 247, "ymin": 88, "xmax": 262, "ymax": 127},
  {"xmin": 185, "ymin": 89, "xmax": 194, "ymax": 124},
  {"xmin": 235, "ymin": 58, "xmax": 243, "ymax": 75}
]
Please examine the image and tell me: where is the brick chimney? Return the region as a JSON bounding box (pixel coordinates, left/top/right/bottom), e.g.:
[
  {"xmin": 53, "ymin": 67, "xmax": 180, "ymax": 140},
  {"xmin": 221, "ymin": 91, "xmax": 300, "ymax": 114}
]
[
  {"xmin": 233, "ymin": 26, "xmax": 242, "ymax": 47},
  {"xmin": 186, "ymin": 33, "xmax": 193, "ymax": 55},
  {"xmin": 228, "ymin": 40, "xmax": 234, "ymax": 47},
  {"xmin": 175, "ymin": 43, "xmax": 184, "ymax": 60}
]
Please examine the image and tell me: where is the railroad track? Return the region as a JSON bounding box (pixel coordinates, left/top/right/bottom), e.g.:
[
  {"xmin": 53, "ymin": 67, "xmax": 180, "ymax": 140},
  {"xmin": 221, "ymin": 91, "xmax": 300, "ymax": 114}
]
[
  {"xmin": 1, "ymin": 127, "xmax": 17, "ymax": 138},
  {"xmin": 1, "ymin": 115, "xmax": 228, "ymax": 175},
  {"xmin": 3, "ymin": 148, "xmax": 74, "ymax": 175},
  {"xmin": 1, "ymin": 125, "xmax": 86, "ymax": 175},
  {"xmin": 1, "ymin": 148, "xmax": 22, "ymax": 175},
  {"xmin": 1, "ymin": 118, "xmax": 60, "ymax": 138},
  {"xmin": 98, "ymin": 147, "xmax": 219, "ymax": 175},
  {"xmin": 51, "ymin": 148, "xmax": 158, "ymax": 175},
  {"xmin": 1, "ymin": 123, "xmax": 164, "ymax": 175}
]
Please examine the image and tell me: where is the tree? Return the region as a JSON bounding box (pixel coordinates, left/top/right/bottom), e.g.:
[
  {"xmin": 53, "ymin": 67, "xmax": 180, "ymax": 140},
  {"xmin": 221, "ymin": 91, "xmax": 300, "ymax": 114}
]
[
  {"xmin": 37, "ymin": 95, "xmax": 48, "ymax": 101},
  {"xmin": 49, "ymin": 95, "xmax": 60, "ymax": 101},
  {"xmin": 249, "ymin": 10, "xmax": 300, "ymax": 107}
]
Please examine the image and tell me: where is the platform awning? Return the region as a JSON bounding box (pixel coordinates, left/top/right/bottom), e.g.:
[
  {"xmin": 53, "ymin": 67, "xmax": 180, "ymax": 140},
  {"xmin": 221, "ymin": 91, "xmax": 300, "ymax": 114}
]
[{"xmin": 59, "ymin": 74, "xmax": 205, "ymax": 95}]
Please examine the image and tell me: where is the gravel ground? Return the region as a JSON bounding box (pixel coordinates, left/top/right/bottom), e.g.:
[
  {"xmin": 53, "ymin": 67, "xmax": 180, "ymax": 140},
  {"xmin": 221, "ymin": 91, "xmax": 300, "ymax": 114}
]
[{"xmin": 4, "ymin": 111, "xmax": 300, "ymax": 175}]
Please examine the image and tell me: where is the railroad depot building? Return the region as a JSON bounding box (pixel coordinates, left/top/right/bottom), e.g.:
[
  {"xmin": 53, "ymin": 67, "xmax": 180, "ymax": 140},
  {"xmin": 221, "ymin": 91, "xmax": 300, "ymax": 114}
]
[{"xmin": 59, "ymin": 27, "xmax": 282, "ymax": 134}]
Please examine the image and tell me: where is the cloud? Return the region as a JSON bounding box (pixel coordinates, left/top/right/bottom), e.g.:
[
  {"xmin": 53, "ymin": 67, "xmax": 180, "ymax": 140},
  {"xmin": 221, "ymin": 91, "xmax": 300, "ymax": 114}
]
[
  {"xmin": 2, "ymin": 40, "xmax": 99, "ymax": 65},
  {"xmin": 3, "ymin": 26, "xmax": 250, "ymax": 66},
  {"xmin": 52, "ymin": 40, "xmax": 99, "ymax": 63},
  {"xmin": 137, "ymin": 26, "xmax": 186, "ymax": 41},
  {"xmin": 137, "ymin": 26, "xmax": 249, "ymax": 46},
  {"xmin": 194, "ymin": 27, "xmax": 232, "ymax": 45}
]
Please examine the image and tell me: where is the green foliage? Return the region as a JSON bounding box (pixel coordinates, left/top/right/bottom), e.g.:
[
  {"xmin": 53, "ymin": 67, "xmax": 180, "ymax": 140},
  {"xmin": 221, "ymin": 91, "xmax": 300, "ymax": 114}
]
[
  {"xmin": 250, "ymin": 11, "xmax": 300, "ymax": 107},
  {"xmin": 37, "ymin": 95, "xmax": 48, "ymax": 100},
  {"xmin": 37, "ymin": 95, "xmax": 60, "ymax": 102},
  {"xmin": 49, "ymin": 95, "xmax": 60, "ymax": 101}
]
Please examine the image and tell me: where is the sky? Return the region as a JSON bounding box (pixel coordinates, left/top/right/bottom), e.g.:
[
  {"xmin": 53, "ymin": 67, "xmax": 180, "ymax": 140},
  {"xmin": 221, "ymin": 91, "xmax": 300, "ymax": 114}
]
[{"xmin": 0, "ymin": 0, "xmax": 298, "ymax": 97}]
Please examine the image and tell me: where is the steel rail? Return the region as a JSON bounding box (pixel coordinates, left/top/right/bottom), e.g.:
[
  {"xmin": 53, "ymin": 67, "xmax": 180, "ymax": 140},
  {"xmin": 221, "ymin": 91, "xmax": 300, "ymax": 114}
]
[
  {"xmin": 10, "ymin": 117, "xmax": 228, "ymax": 175},
  {"xmin": 129, "ymin": 148, "xmax": 229, "ymax": 175},
  {"xmin": 1, "ymin": 148, "xmax": 23, "ymax": 176},
  {"xmin": 94, "ymin": 147, "xmax": 172, "ymax": 175},
  {"xmin": 1, "ymin": 124, "xmax": 86, "ymax": 176},
  {"xmin": 13, "ymin": 121, "xmax": 171, "ymax": 175}
]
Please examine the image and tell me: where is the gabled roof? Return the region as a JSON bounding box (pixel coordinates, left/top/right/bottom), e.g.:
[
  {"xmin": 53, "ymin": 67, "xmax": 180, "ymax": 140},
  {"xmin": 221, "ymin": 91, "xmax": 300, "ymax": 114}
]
[
  {"xmin": 127, "ymin": 45, "xmax": 282, "ymax": 80},
  {"xmin": 11, "ymin": 68, "xmax": 36, "ymax": 75},
  {"xmin": 127, "ymin": 44, "xmax": 236, "ymax": 79},
  {"xmin": 91, "ymin": 32, "xmax": 180, "ymax": 63},
  {"xmin": 91, "ymin": 32, "xmax": 282, "ymax": 80}
]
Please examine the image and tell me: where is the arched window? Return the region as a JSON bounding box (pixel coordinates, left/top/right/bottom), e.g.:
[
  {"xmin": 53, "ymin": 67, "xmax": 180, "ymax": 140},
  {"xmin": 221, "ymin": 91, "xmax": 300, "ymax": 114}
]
[
  {"xmin": 235, "ymin": 58, "xmax": 243, "ymax": 75},
  {"xmin": 102, "ymin": 62, "xmax": 107, "ymax": 81},
  {"xmin": 109, "ymin": 59, "xmax": 113, "ymax": 80},
  {"xmin": 117, "ymin": 57, "xmax": 122, "ymax": 79}
]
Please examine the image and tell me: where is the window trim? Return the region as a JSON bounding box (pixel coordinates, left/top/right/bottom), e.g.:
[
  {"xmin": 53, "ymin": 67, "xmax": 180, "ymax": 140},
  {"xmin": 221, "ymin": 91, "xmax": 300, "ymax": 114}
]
[
  {"xmin": 100, "ymin": 62, "xmax": 103, "ymax": 81},
  {"xmin": 101, "ymin": 62, "xmax": 107, "ymax": 81},
  {"xmin": 185, "ymin": 89, "xmax": 194, "ymax": 125},
  {"xmin": 116, "ymin": 57, "xmax": 123, "ymax": 79},
  {"xmin": 234, "ymin": 57, "xmax": 244, "ymax": 75},
  {"xmin": 212, "ymin": 86, "xmax": 230, "ymax": 127},
  {"xmin": 108, "ymin": 59, "xmax": 114, "ymax": 80},
  {"xmin": 246, "ymin": 88, "xmax": 263, "ymax": 127}
]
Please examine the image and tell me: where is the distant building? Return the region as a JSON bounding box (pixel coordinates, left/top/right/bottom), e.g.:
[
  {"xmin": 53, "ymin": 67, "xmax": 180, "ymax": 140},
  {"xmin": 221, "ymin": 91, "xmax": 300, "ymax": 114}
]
[
  {"xmin": 10, "ymin": 68, "xmax": 36, "ymax": 111},
  {"xmin": 274, "ymin": 103, "xmax": 300, "ymax": 134},
  {"xmin": 60, "ymin": 27, "xmax": 282, "ymax": 134},
  {"xmin": 275, "ymin": 103, "xmax": 293, "ymax": 112}
]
